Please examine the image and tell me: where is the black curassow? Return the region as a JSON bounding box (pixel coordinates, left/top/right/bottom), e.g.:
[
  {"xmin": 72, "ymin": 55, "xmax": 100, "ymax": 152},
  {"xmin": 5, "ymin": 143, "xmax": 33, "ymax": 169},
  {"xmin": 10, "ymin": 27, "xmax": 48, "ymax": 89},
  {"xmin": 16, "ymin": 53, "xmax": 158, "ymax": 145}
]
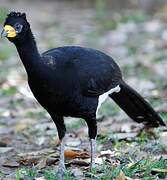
[{"xmin": 1, "ymin": 12, "xmax": 166, "ymax": 177}]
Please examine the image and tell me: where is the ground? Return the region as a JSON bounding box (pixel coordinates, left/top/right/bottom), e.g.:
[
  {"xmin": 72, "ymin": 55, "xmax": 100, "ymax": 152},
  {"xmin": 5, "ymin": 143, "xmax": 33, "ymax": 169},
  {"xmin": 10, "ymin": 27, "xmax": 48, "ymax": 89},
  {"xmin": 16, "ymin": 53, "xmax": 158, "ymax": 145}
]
[{"xmin": 0, "ymin": 1, "xmax": 167, "ymax": 179}]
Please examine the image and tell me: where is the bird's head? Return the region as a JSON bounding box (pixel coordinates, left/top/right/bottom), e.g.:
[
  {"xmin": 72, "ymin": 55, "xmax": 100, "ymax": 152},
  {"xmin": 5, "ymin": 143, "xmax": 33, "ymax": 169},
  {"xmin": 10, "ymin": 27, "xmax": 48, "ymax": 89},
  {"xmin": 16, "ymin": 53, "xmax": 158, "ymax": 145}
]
[{"xmin": 1, "ymin": 12, "xmax": 30, "ymax": 43}]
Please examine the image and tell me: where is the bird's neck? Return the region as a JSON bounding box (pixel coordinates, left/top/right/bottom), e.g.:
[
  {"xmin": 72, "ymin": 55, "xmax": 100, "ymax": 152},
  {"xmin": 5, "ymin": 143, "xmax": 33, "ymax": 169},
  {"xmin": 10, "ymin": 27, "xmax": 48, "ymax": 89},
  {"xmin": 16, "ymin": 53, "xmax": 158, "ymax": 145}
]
[{"xmin": 15, "ymin": 30, "xmax": 41, "ymax": 74}]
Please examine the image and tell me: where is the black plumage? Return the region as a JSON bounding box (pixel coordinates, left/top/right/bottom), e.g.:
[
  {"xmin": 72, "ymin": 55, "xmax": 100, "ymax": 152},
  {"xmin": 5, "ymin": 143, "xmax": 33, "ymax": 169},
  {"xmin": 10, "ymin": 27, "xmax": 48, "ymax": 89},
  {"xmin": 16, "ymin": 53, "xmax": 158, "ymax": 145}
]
[{"xmin": 1, "ymin": 12, "xmax": 165, "ymax": 177}]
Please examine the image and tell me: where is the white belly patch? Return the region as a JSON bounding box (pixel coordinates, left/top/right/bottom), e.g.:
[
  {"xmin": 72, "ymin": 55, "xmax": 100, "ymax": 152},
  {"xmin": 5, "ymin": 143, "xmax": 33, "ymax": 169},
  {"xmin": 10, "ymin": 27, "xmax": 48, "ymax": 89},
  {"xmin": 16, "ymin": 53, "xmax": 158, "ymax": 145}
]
[{"xmin": 96, "ymin": 85, "xmax": 121, "ymax": 116}]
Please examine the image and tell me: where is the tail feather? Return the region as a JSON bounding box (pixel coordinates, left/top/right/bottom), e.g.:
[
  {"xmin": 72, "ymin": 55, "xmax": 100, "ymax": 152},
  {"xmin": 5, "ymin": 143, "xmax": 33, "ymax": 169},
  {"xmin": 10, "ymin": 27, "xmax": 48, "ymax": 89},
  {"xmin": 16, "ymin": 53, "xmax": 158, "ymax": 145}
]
[{"xmin": 109, "ymin": 80, "xmax": 166, "ymax": 127}]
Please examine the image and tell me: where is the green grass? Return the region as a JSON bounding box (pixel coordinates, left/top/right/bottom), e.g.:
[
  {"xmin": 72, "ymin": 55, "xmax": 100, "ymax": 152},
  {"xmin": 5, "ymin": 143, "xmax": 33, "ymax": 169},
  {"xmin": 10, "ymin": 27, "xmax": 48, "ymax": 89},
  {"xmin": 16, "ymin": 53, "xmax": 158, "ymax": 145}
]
[
  {"xmin": 44, "ymin": 170, "xmax": 56, "ymax": 180},
  {"xmin": 123, "ymin": 158, "xmax": 167, "ymax": 178},
  {"xmin": 161, "ymin": 112, "xmax": 167, "ymax": 122},
  {"xmin": 0, "ymin": 171, "xmax": 5, "ymax": 179},
  {"xmin": 96, "ymin": 133, "xmax": 110, "ymax": 145},
  {"xmin": 63, "ymin": 170, "xmax": 73, "ymax": 180},
  {"xmin": 86, "ymin": 157, "xmax": 167, "ymax": 179},
  {"xmin": 14, "ymin": 154, "xmax": 167, "ymax": 179},
  {"xmin": 16, "ymin": 168, "xmax": 74, "ymax": 180},
  {"xmin": 137, "ymin": 130, "xmax": 149, "ymax": 144},
  {"xmin": 1, "ymin": 86, "xmax": 17, "ymax": 96},
  {"xmin": 16, "ymin": 167, "xmax": 37, "ymax": 180},
  {"xmin": 114, "ymin": 140, "xmax": 129, "ymax": 150}
]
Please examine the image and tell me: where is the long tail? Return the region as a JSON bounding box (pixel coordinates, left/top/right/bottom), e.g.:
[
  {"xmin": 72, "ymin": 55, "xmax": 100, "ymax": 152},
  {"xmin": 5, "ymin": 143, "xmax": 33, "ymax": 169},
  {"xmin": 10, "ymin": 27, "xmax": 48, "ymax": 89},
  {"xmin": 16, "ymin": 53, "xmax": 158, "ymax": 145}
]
[{"xmin": 109, "ymin": 80, "xmax": 166, "ymax": 127}]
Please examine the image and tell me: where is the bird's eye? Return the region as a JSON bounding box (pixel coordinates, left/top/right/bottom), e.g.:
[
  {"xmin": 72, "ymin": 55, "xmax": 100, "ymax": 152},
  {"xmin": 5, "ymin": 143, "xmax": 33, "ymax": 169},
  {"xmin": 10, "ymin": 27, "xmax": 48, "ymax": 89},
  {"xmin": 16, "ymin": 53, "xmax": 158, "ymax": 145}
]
[{"xmin": 14, "ymin": 23, "xmax": 23, "ymax": 33}]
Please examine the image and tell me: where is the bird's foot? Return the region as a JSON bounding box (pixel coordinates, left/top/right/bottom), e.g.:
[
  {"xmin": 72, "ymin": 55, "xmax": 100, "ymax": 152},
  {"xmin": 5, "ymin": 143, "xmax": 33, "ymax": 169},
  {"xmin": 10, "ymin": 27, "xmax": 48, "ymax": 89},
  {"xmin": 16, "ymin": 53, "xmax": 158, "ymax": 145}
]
[{"xmin": 56, "ymin": 164, "xmax": 66, "ymax": 179}]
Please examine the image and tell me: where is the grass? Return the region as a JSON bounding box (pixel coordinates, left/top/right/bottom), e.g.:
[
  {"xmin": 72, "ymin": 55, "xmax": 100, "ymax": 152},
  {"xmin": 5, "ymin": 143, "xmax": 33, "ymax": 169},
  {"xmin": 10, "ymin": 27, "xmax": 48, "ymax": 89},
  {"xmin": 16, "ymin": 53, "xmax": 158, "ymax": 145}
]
[
  {"xmin": 161, "ymin": 112, "xmax": 167, "ymax": 122},
  {"xmin": 123, "ymin": 157, "xmax": 167, "ymax": 178},
  {"xmin": 1, "ymin": 86, "xmax": 17, "ymax": 96},
  {"xmin": 44, "ymin": 170, "xmax": 56, "ymax": 180},
  {"xmin": 0, "ymin": 172, "xmax": 5, "ymax": 179},
  {"xmin": 96, "ymin": 133, "xmax": 110, "ymax": 145},
  {"xmin": 114, "ymin": 140, "xmax": 129, "ymax": 150},
  {"xmin": 15, "ymin": 168, "xmax": 74, "ymax": 180},
  {"xmin": 137, "ymin": 130, "xmax": 149, "ymax": 144},
  {"xmin": 86, "ymin": 157, "xmax": 167, "ymax": 179},
  {"xmin": 16, "ymin": 167, "xmax": 37, "ymax": 180}
]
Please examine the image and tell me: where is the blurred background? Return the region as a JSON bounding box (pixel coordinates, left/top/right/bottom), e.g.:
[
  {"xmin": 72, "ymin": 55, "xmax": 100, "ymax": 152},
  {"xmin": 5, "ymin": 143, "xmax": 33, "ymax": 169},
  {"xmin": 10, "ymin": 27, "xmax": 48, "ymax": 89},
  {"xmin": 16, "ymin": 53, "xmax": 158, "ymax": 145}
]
[{"xmin": 0, "ymin": 0, "xmax": 167, "ymax": 179}]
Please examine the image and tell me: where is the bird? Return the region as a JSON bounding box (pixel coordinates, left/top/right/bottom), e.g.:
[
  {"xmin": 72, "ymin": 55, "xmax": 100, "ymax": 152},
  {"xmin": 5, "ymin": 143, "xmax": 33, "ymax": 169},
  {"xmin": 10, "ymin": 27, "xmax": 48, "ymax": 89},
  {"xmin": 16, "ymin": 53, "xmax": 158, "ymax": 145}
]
[{"xmin": 1, "ymin": 12, "xmax": 166, "ymax": 178}]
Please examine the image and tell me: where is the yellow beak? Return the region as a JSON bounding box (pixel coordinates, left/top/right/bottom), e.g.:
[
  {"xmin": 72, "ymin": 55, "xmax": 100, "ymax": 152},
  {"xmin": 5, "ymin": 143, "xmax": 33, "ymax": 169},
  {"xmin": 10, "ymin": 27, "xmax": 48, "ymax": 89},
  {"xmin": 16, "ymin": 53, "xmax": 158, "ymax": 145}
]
[{"xmin": 1, "ymin": 25, "xmax": 17, "ymax": 38}]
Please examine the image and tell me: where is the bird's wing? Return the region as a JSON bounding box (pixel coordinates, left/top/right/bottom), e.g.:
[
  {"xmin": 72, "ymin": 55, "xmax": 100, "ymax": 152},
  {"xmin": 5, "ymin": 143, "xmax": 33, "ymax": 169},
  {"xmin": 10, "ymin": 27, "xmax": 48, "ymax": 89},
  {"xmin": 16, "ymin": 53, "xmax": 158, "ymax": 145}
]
[
  {"xmin": 74, "ymin": 58, "xmax": 122, "ymax": 97},
  {"xmin": 42, "ymin": 46, "xmax": 122, "ymax": 97}
]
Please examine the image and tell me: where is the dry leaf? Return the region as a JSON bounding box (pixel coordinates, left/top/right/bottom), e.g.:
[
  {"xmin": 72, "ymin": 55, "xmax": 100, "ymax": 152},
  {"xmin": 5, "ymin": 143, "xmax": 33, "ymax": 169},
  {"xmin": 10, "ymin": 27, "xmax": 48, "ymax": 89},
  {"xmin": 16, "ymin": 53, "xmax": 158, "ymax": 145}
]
[
  {"xmin": 68, "ymin": 160, "xmax": 89, "ymax": 166},
  {"xmin": 64, "ymin": 150, "xmax": 89, "ymax": 159},
  {"xmin": 152, "ymin": 168, "xmax": 167, "ymax": 173},
  {"xmin": 18, "ymin": 148, "xmax": 55, "ymax": 157},
  {"xmin": 49, "ymin": 152, "xmax": 59, "ymax": 158},
  {"xmin": 15, "ymin": 123, "xmax": 28, "ymax": 132},
  {"xmin": 100, "ymin": 150, "xmax": 115, "ymax": 156},
  {"xmin": 3, "ymin": 160, "xmax": 19, "ymax": 168},
  {"xmin": 64, "ymin": 150, "xmax": 78, "ymax": 159},
  {"xmin": 46, "ymin": 157, "xmax": 58, "ymax": 166},
  {"xmin": 0, "ymin": 147, "xmax": 14, "ymax": 154},
  {"xmin": 19, "ymin": 156, "xmax": 40, "ymax": 166},
  {"xmin": 35, "ymin": 158, "xmax": 47, "ymax": 169},
  {"xmin": 116, "ymin": 170, "xmax": 126, "ymax": 180}
]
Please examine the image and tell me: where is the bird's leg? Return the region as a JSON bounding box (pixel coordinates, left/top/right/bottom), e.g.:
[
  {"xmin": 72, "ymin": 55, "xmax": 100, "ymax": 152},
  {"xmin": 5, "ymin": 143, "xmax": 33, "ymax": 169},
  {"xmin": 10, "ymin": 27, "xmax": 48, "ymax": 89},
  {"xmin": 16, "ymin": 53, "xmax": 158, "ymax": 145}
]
[
  {"xmin": 90, "ymin": 138, "xmax": 96, "ymax": 169},
  {"xmin": 85, "ymin": 117, "xmax": 97, "ymax": 170},
  {"xmin": 57, "ymin": 137, "xmax": 66, "ymax": 177},
  {"xmin": 49, "ymin": 114, "xmax": 66, "ymax": 178}
]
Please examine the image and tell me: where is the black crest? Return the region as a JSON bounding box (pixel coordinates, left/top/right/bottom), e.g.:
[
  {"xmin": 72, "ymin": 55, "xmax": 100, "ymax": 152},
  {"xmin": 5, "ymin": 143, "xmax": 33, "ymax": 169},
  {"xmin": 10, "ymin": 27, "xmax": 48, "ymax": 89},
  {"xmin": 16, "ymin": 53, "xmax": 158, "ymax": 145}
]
[{"xmin": 7, "ymin": 12, "xmax": 27, "ymax": 20}]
